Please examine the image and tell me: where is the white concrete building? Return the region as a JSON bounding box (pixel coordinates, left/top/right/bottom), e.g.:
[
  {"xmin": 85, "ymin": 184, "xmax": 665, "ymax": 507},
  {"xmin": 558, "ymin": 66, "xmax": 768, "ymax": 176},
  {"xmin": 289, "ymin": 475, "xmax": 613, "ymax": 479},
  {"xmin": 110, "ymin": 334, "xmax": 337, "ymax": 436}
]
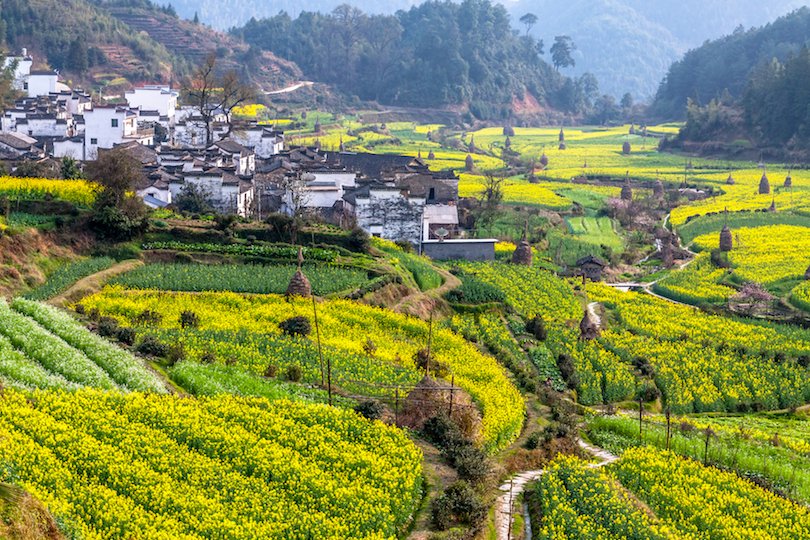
[
  {"xmin": 3, "ymin": 50, "xmax": 33, "ymax": 91},
  {"xmin": 83, "ymin": 106, "xmax": 153, "ymax": 160},
  {"xmin": 169, "ymin": 168, "xmax": 254, "ymax": 217},
  {"xmin": 230, "ymin": 125, "xmax": 284, "ymax": 158},
  {"xmin": 282, "ymin": 170, "xmax": 357, "ymax": 215},
  {"xmin": 125, "ymin": 86, "xmax": 178, "ymax": 120},
  {"xmin": 52, "ymin": 136, "xmax": 85, "ymax": 159},
  {"xmin": 26, "ymin": 71, "xmax": 59, "ymax": 98}
]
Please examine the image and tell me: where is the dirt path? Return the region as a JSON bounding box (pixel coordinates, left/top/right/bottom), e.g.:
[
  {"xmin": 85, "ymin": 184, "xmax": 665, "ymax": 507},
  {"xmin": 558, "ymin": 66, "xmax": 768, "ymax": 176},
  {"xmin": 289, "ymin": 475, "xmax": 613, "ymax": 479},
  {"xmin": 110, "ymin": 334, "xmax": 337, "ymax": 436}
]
[
  {"xmin": 494, "ymin": 440, "xmax": 618, "ymax": 540},
  {"xmin": 393, "ymin": 266, "xmax": 461, "ymax": 318},
  {"xmin": 48, "ymin": 260, "xmax": 143, "ymax": 308},
  {"xmin": 264, "ymin": 81, "xmax": 314, "ymax": 95}
]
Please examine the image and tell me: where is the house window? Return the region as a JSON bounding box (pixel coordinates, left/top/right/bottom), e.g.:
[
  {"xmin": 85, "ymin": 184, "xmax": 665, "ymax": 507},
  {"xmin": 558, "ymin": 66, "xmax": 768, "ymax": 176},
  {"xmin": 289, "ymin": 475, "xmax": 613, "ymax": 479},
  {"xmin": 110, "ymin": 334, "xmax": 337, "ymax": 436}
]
[
  {"xmin": 428, "ymin": 187, "xmax": 436, "ymax": 201},
  {"xmin": 111, "ymin": 119, "xmax": 119, "ymax": 128},
  {"xmin": 90, "ymin": 138, "xmax": 97, "ymax": 145}
]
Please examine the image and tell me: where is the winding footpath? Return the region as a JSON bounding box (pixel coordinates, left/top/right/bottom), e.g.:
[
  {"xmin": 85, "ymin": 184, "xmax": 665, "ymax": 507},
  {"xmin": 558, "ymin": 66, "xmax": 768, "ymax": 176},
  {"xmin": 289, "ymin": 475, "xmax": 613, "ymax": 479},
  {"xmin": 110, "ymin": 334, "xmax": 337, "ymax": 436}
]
[{"xmin": 494, "ymin": 440, "xmax": 618, "ymax": 540}]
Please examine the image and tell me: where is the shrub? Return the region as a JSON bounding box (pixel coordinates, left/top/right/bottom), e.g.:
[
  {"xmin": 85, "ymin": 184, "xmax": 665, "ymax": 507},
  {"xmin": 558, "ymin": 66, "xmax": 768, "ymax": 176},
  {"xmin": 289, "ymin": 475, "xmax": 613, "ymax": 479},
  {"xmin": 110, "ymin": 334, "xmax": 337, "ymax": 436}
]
[
  {"xmin": 556, "ymin": 354, "xmax": 579, "ymax": 390},
  {"xmin": 285, "ymin": 363, "xmax": 303, "ymax": 382},
  {"xmin": 348, "ymin": 226, "xmax": 371, "ymax": 252},
  {"xmin": 97, "ymin": 316, "xmax": 120, "ymax": 338},
  {"xmin": 179, "ymin": 310, "xmax": 200, "ymax": 329},
  {"xmin": 362, "ymin": 338, "xmax": 377, "ymax": 356},
  {"xmin": 710, "ymin": 249, "xmax": 731, "ymax": 269},
  {"xmin": 524, "ymin": 431, "xmax": 542, "ymax": 450},
  {"xmin": 526, "ymin": 316, "xmax": 547, "ymax": 341},
  {"xmin": 135, "ymin": 309, "xmax": 162, "ymax": 326},
  {"xmin": 354, "ymin": 400, "xmax": 384, "ymax": 421},
  {"xmin": 136, "ymin": 335, "xmax": 169, "ymax": 357},
  {"xmin": 165, "ymin": 343, "xmax": 186, "ymax": 367},
  {"xmin": 450, "ymin": 445, "xmax": 490, "ymax": 484},
  {"xmin": 116, "ymin": 326, "xmax": 136, "ymax": 346},
  {"xmin": 279, "ymin": 316, "xmax": 312, "ymax": 338},
  {"xmin": 430, "ymin": 481, "xmax": 486, "ymax": 531},
  {"xmin": 423, "ymin": 414, "xmax": 463, "ymax": 449},
  {"xmin": 264, "ymin": 364, "xmax": 278, "ymax": 378},
  {"xmin": 200, "ymin": 351, "xmax": 216, "ymax": 364}
]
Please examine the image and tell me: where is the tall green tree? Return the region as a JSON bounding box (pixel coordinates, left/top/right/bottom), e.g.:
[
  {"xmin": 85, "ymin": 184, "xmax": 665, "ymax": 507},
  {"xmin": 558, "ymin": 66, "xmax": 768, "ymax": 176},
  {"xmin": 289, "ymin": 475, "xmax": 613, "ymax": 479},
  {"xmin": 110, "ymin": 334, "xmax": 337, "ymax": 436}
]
[{"xmin": 550, "ymin": 36, "xmax": 576, "ymax": 70}]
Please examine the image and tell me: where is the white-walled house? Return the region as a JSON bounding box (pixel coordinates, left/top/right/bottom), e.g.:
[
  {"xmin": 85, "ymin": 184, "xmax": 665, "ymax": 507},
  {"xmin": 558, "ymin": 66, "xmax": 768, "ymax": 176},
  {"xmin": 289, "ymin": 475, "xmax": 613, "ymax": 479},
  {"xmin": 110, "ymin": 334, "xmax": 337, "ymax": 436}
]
[
  {"xmin": 282, "ymin": 170, "xmax": 357, "ymax": 215},
  {"xmin": 230, "ymin": 125, "xmax": 284, "ymax": 158},
  {"xmin": 26, "ymin": 71, "xmax": 60, "ymax": 98},
  {"xmin": 52, "ymin": 136, "xmax": 85, "ymax": 159},
  {"xmin": 353, "ymin": 186, "xmax": 426, "ymax": 245},
  {"xmin": 125, "ymin": 86, "xmax": 178, "ymax": 120},
  {"xmin": 169, "ymin": 168, "xmax": 254, "ymax": 217},
  {"xmin": 83, "ymin": 106, "xmax": 154, "ymax": 160},
  {"xmin": 210, "ymin": 139, "xmax": 255, "ymax": 176},
  {"xmin": 23, "ymin": 114, "xmax": 74, "ymax": 138},
  {"xmin": 3, "ymin": 50, "xmax": 33, "ymax": 91}
]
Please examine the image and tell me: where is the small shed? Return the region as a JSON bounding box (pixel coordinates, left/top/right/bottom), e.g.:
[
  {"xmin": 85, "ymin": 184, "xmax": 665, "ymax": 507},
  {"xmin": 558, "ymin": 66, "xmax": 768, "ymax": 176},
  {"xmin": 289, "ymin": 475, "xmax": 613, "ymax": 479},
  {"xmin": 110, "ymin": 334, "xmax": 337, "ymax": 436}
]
[{"xmin": 576, "ymin": 255, "xmax": 608, "ymax": 281}]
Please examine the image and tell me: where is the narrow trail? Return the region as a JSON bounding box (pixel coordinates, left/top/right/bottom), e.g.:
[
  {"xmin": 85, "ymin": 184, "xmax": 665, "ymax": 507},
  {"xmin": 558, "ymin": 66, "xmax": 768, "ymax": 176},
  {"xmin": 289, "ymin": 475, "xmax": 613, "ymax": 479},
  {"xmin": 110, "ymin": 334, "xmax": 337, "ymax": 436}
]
[
  {"xmin": 264, "ymin": 81, "xmax": 314, "ymax": 95},
  {"xmin": 48, "ymin": 260, "xmax": 142, "ymax": 308},
  {"xmin": 393, "ymin": 266, "xmax": 461, "ymax": 317},
  {"xmin": 587, "ymin": 301, "xmax": 602, "ymax": 329},
  {"xmin": 494, "ymin": 440, "xmax": 618, "ymax": 540}
]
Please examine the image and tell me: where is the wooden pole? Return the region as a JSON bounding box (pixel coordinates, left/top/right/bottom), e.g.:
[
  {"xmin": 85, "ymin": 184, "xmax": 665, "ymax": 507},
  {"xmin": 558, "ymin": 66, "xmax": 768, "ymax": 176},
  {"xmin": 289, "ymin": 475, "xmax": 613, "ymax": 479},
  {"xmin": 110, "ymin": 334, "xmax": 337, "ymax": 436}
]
[
  {"xmin": 665, "ymin": 407, "xmax": 671, "ymax": 451},
  {"xmin": 312, "ymin": 295, "xmax": 330, "ymax": 405},
  {"xmin": 638, "ymin": 395, "xmax": 643, "ymax": 441},
  {"xmin": 426, "ymin": 310, "xmax": 433, "ymax": 378},
  {"xmin": 448, "ymin": 373, "xmax": 455, "ymax": 418},
  {"xmin": 507, "ymin": 477, "xmax": 514, "ymax": 540},
  {"xmin": 704, "ymin": 429, "xmax": 711, "ymax": 465},
  {"xmin": 394, "ymin": 388, "xmax": 399, "ymax": 427}
]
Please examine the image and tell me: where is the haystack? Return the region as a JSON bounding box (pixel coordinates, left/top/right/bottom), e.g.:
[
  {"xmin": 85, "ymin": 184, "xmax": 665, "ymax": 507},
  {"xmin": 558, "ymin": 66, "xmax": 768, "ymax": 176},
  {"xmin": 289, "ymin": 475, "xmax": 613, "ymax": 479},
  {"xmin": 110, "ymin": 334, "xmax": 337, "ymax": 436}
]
[
  {"xmin": 719, "ymin": 225, "xmax": 733, "ymax": 252},
  {"xmin": 759, "ymin": 172, "xmax": 770, "ymax": 194},
  {"xmin": 580, "ymin": 308, "xmax": 600, "ymax": 340},
  {"xmin": 286, "ymin": 248, "xmax": 312, "ymax": 297},
  {"xmin": 511, "ymin": 240, "xmax": 533, "ymax": 266}
]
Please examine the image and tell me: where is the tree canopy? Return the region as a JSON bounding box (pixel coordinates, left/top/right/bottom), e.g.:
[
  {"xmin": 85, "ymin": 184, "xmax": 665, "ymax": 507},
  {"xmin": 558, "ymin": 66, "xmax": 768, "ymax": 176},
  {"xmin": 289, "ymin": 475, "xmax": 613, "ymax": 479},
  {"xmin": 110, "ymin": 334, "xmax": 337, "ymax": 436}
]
[{"xmin": 232, "ymin": 0, "xmax": 585, "ymax": 119}]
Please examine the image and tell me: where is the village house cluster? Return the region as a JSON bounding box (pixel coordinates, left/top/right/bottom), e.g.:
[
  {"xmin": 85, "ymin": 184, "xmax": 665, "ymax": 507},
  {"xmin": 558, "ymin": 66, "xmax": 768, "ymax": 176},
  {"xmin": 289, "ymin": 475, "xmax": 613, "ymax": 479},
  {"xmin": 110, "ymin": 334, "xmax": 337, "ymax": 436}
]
[{"xmin": 0, "ymin": 50, "xmax": 466, "ymax": 252}]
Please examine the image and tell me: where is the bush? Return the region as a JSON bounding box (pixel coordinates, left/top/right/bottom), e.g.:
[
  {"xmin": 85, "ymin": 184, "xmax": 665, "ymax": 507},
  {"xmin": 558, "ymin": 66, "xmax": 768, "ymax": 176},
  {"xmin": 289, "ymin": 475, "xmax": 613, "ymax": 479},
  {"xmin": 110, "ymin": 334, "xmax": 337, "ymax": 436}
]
[
  {"xmin": 710, "ymin": 249, "xmax": 731, "ymax": 268},
  {"xmin": 525, "ymin": 316, "xmax": 547, "ymax": 341},
  {"xmin": 97, "ymin": 316, "xmax": 120, "ymax": 338},
  {"xmin": 165, "ymin": 343, "xmax": 186, "ymax": 367},
  {"xmin": 136, "ymin": 335, "xmax": 169, "ymax": 357},
  {"xmin": 116, "ymin": 326, "xmax": 136, "ymax": 346},
  {"xmin": 135, "ymin": 310, "xmax": 162, "ymax": 326},
  {"xmin": 348, "ymin": 226, "xmax": 371, "ymax": 252},
  {"xmin": 556, "ymin": 354, "xmax": 579, "ymax": 390},
  {"xmin": 279, "ymin": 316, "xmax": 311, "ymax": 338},
  {"xmin": 179, "ymin": 310, "xmax": 200, "ymax": 329},
  {"xmin": 431, "ymin": 481, "xmax": 486, "ymax": 531},
  {"xmin": 450, "ymin": 445, "xmax": 490, "ymax": 484},
  {"xmin": 200, "ymin": 351, "xmax": 216, "ymax": 364},
  {"xmin": 263, "ymin": 364, "xmax": 278, "ymax": 378},
  {"xmin": 354, "ymin": 400, "xmax": 384, "ymax": 421},
  {"xmin": 285, "ymin": 363, "xmax": 303, "ymax": 382},
  {"xmin": 423, "ymin": 414, "xmax": 463, "ymax": 449},
  {"xmin": 524, "ymin": 431, "xmax": 542, "ymax": 450}
]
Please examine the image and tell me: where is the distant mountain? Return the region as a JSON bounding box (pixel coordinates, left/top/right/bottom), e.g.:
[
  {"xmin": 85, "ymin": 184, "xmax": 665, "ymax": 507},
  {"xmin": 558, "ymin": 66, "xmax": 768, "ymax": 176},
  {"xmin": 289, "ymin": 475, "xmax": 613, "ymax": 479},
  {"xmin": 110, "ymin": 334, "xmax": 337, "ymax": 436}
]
[
  {"xmin": 653, "ymin": 7, "xmax": 810, "ymax": 119},
  {"xmin": 509, "ymin": 0, "xmax": 806, "ymax": 100}
]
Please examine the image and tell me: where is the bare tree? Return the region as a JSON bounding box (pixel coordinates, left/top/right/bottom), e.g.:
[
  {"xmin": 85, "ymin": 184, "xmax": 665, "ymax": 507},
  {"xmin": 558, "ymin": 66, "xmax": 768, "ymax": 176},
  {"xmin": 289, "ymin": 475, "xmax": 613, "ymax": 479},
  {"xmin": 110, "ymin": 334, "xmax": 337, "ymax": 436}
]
[
  {"xmin": 183, "ymin": 54, "xmax": 256, "ymax": 146},
  {"xmin": 282, "ymin": 172, "xmax": 312, "ymax": 244}
]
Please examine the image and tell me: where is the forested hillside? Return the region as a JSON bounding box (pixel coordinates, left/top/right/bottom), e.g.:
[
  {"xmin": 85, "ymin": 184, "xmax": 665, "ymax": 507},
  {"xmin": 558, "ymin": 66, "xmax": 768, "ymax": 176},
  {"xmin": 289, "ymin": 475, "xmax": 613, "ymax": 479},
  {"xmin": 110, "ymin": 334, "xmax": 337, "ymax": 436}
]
[
  {"xmin": 653, "ymin": 7, "xmax": 810, "ymax": 119},
  {"xmin": 232, "ymin": 0, "xmax": 590, "ymax": 120},
  {"xmin": 0, "ymin": 0, "xmax": 300, "ymax": 89},
  {"xmin": 166, "ymin": 0, "xmax": 804, "ymax": 100}
]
